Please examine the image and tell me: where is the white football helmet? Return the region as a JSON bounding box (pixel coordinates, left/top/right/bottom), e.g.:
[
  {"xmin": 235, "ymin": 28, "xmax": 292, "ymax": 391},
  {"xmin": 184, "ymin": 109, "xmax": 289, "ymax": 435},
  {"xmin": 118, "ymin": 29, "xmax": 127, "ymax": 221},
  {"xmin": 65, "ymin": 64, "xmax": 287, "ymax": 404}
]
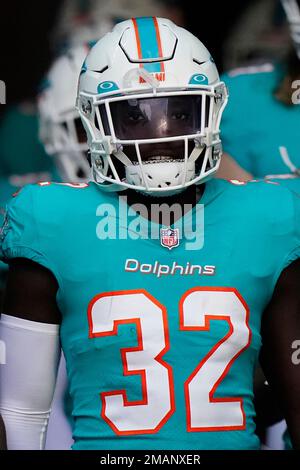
[
  {"xmin": 38, "ymin": 45, "xmax": 91, "ymax": 182},
  {"xmin": 77, "ymin": 17, "xmax": 228, "ymax": 195},
  {"xmin": 281, "ymin": 0, "xmax": 300, "ymax": 59}
]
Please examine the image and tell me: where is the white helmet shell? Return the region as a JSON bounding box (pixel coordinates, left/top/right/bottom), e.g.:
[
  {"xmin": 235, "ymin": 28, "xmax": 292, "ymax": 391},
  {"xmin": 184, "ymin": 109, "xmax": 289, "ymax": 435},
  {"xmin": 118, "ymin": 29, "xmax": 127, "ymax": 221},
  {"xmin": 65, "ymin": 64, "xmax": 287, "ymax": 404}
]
[
  {"xmin": 77, "ymin": 17, "xmax": 228, "ymax": 195},
  {"xmin": 38, "ymin": 45, "xmax": 91, "ymax": 182}
]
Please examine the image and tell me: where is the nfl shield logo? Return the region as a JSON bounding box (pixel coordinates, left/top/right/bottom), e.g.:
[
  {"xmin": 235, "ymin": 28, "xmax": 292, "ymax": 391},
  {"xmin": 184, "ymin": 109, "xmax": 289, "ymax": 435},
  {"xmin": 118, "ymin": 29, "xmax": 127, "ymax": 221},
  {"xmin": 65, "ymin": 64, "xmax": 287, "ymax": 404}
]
[{"xmin": 160, "ymin": 227, "xmax": 180, "ymax": 250}]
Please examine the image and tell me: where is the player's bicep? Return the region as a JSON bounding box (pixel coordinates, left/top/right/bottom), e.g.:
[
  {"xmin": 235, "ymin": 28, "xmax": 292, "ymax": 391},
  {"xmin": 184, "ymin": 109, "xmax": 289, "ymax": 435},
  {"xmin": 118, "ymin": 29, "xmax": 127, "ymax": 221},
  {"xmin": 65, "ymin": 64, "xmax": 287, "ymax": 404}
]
[
  {"xmin": 2, "ymin": 258, "xmax": 61, "ymax": 325},
  {"xmin": 260, "ymin": 258, "xmax": 300, "ymax": 449}
]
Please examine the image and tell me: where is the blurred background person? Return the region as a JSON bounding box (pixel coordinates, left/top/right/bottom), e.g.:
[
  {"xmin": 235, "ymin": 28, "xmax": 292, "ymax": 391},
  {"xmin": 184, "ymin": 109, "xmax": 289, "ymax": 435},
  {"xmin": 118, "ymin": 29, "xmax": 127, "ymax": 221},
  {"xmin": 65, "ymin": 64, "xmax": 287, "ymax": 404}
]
[
  {"xmin": 217, "ymin": 0, "xmax": 300, "ymax": 449},
  {"xmin": 218, "ymin": 0, "xmax": 300, "ymax": 198},
  {"xmin": 53, "ymin": 0, "xmax": 186, "ymax": 47},
  {"xmin": 38, "ymin": 45, "xmax": 91, "ymax": 183}
]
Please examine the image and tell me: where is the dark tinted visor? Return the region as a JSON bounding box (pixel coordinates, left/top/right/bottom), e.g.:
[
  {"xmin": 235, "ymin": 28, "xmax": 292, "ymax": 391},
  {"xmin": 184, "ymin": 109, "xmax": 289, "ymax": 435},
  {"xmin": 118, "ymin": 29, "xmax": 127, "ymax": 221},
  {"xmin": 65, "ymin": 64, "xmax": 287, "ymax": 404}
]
[{"xmin": 100, "ymin": 95, "xmax": 209, "ymax": 140}]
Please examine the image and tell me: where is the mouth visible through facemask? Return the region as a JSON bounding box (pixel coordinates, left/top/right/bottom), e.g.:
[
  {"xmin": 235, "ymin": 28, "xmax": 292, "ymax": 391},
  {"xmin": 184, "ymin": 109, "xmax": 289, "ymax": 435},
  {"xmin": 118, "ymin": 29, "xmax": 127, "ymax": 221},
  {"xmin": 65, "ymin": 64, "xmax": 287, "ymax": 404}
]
[
  {"xmin": 108, "ymin": 140, "xmax": 205, "ymax": 187},
  {"xmin": 139, "ymin": 155, "xmax": 184, "ymax": 164},
  {"xmin": 123, "ymin": 142, "xmax": 186, "ymax": 165}
]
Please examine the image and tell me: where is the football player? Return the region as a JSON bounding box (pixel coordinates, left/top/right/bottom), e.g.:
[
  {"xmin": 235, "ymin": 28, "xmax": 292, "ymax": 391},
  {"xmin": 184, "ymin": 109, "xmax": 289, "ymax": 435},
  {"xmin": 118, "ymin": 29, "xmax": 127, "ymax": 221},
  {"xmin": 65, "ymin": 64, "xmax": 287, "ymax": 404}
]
[
  {"xmin": 38, "ymin": 45, "xmax": 91, "ymax": 183},
  {"xmin": 218, "ymin": 0, "xmax": 300, "ymax": 194},
  {"xmin": 0, "ymin": 45, "xmax": 91, "ymax": 450},
  {"xmin": 217, "ymin": 0, "xmax": 300, "ymax": 448},
  {"xmin": 0, "ymin": 17, "xmax": 300, "ymax": 450}
]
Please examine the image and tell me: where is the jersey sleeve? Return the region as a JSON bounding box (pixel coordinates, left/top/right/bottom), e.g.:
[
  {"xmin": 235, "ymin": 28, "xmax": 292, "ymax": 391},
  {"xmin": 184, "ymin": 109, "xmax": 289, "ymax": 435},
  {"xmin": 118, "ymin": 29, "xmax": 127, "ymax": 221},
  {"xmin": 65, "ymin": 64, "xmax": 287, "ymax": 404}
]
[
  {"xmin": 0, "ymin": 184, "xmax": 60, "ymax": 281},
  {"xmin": 275, "ymin": 190, "xmax": 300, "ymax": 279}
]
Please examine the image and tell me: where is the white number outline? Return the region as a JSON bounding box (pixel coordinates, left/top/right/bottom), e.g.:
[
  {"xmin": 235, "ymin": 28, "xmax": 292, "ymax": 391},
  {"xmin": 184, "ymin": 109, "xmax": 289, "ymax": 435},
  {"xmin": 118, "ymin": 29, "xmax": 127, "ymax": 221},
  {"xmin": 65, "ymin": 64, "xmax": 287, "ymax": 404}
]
[
  {"xmin": 180, "ymin": 287, "xmax": 251, "ymax": 432},
  {"xmin": 88, "ymin": 287, "xmax": 251, "ymax": 434},
  {"xmin": 88, "ymin": 289, "xmax": 175, "ymax": 435}
]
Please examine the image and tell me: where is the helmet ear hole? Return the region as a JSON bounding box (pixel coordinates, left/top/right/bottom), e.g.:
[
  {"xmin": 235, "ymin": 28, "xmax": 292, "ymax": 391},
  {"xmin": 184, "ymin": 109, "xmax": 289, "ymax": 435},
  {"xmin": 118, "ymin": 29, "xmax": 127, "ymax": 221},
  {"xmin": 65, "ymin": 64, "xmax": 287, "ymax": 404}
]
[{"xmin": 76, "ymin": 168, "xmax": 85, "ymax": 179}]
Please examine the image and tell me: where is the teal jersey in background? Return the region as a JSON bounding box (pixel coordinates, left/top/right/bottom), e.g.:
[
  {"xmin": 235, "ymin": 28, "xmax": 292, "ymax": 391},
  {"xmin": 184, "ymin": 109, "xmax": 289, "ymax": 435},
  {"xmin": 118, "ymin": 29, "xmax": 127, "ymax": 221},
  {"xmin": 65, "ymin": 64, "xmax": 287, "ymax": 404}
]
[
  {"xmin": 221, "ymin": 63, "xmax": 300, "ymax": 194},
  {"xmin": 1, "ymin": 179, "xmax": 299, "ymax": 450},
  {"xmin": 0, "ymin": 105, "xmax": 55, "ymax": 178},
  {"xmin": 268, "ymin": 176, "xmax": 300, "ymax": 195},
  {"xmin": 0, "ymin": 178, "xmax": 17, "ymax": 287},
  {"xmin": 0, "ymin": 178, "xmax": 16, "ymax": 222}
]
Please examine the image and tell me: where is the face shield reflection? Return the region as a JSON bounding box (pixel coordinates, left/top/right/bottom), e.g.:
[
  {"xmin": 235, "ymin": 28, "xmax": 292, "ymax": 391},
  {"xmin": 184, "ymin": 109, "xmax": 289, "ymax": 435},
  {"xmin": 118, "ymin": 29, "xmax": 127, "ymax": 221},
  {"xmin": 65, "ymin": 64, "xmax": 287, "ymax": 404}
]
[{"xmin": 99, "ymin": 95, "xmax": 208, "ymax": 140}]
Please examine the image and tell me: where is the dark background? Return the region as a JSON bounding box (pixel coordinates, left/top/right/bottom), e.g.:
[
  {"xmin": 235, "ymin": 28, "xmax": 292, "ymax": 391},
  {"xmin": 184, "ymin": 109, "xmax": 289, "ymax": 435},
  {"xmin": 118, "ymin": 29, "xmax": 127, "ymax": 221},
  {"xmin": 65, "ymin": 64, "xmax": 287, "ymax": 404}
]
[{"xmin": 0, "ymin": 0, "xmax": 287, "ymax": 106}]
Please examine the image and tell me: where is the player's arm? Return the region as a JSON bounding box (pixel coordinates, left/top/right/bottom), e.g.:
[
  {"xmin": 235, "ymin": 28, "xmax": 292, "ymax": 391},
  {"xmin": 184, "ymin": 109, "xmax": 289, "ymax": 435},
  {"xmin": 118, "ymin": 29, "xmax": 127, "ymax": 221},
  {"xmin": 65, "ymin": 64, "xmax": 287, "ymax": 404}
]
[
  {"xmin": 260, "ymin": 258, "xmax": 300, "ymax": 449},
  {"xmin": 0, "ymin": 258, "xmax": 61, "ymax": 450},
  {"xmin": 216, "ymin": 153, "xmax": 253, "ymax": 181}
]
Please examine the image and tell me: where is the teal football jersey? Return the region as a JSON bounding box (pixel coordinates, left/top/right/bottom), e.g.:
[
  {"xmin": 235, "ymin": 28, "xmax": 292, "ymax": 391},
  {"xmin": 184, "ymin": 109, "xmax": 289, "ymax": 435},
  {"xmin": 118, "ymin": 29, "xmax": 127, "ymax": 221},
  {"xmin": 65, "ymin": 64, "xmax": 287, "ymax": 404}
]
[
  {"xmin": 0, "ymin": 178, "xmax": 16, "ymax": 227},
  {"xmin": 0, "ymin": 171, "xmax": 60, "ymax": 283},
  {"xmin": 0, "ymin": 103, "xmax": 59, "ymax": 280},
  {"xmin": 1, "ymin": 179, "xmax": 300, "ymax": 450},
  {"xmin": 221, "ymin": 63, "xmax": 300, "ymax": 194},
  {"xmin": 0, "ymin": 178, "xmax": 19, "ymax": 285}
]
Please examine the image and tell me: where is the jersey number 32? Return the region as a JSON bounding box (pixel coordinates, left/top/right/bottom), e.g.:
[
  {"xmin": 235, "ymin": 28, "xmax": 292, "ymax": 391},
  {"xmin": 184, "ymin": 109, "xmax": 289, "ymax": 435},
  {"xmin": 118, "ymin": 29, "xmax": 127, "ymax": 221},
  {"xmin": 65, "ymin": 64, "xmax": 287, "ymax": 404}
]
[{"xmin": 88, "ymin": 288, "xmax": 251, "ymax": 435}]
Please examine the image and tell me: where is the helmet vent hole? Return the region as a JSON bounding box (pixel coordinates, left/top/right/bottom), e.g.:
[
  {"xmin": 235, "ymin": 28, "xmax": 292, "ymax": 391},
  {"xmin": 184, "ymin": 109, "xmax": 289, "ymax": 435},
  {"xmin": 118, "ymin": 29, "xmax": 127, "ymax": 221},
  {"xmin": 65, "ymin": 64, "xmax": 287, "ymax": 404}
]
[
  {"xmin": 193, "ymin": 58, "xmax": 206, "ymax": 66},
  {"xmin": 96, "ymin": 65, "xmax": 109, "ymax": 73},
  {"xmin": 175, "ymin": 173, "xmax": 179, "ymax": 178},
  {"xmin": 147, "ymin": 174, "xmax": 153, "ymax": 179}
]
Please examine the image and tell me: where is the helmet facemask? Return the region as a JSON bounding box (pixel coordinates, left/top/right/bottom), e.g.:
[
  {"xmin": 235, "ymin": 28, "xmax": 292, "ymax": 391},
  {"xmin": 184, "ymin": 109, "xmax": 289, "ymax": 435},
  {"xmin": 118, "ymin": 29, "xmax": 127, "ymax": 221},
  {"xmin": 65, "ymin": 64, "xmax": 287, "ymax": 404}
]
[
  {"xmin": 78, "ymin": 76, "xmax": 227, "ymax": 195},
  {"xmin": 281, "ymin": 0, "xmax": 300, "ymax": 59}
]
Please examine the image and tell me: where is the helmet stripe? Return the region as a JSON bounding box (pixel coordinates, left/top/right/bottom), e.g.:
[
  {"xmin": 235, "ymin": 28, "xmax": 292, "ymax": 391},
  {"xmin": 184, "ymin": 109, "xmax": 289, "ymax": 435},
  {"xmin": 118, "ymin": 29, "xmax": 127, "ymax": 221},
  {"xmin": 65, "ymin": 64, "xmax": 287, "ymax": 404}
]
[
  {"xmin": 153, "ymin": 17, "xmax": 165, "ymax": 72},
  {"xmin": 132, "ymin": 17, "xmax": 164, "ymax": 73}
]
